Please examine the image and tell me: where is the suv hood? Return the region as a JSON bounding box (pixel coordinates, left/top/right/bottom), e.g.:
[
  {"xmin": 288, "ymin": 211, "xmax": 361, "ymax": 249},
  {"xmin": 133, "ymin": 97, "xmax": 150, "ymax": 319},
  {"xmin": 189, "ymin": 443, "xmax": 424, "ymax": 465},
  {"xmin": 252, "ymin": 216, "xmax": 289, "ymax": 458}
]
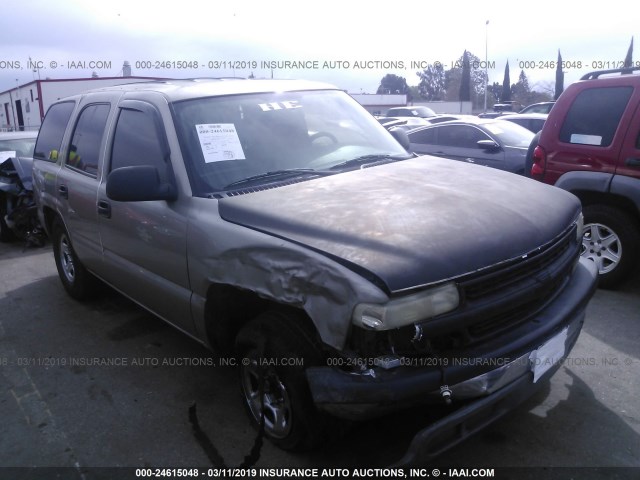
[{"xmin": 218, "ymin": 157, "xmax": 580, "ymax": 293}]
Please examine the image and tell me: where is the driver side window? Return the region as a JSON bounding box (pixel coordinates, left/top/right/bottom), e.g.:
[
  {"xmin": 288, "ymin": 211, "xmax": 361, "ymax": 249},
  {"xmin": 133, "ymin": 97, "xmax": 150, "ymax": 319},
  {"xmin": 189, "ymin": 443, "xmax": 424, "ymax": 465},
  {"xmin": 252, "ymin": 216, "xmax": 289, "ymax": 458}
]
[{"xmin": 110, "ymin": 108, "xmax": 168, "ymax": 182}]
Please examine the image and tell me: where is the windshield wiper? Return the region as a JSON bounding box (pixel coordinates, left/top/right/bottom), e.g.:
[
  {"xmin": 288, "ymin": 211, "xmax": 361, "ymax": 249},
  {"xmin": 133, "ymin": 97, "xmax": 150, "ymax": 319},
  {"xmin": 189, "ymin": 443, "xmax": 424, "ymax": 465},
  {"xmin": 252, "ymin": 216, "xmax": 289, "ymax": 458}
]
[
  {"xmin": 329, "ymin": 154, "xmax": 408, "ymax": 171},
  {"xmin": 223, "ymin": 168, "xmax": 334, "ymax": 190}
]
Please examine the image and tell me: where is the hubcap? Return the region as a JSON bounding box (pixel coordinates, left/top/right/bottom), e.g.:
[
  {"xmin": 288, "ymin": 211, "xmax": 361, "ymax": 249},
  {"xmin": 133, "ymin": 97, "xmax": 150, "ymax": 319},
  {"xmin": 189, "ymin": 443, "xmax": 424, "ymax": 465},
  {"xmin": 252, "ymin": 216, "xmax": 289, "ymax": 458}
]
[
  {"xmin": 59, "ymin": 234, "xmax": 76, "ymax": 283},
  {"xmin": 241, "ymin": 359, "xmax": 292, "ymax": 438},
  {"xmin": 581, "ymin": 223, "xmax": 621, "ymax": 274}
]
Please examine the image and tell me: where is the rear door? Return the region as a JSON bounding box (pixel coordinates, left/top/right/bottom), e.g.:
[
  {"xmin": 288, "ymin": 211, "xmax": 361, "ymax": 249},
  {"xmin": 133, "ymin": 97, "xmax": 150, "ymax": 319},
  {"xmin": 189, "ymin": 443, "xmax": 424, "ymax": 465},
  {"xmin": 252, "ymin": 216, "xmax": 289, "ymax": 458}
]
[
  {"xmin": 543, "ymin": 85, "xmax": 636, "ymax": 185},
  {"xmin": 54, "ymin": 97, "xmax": 114, "ymax": 269}
]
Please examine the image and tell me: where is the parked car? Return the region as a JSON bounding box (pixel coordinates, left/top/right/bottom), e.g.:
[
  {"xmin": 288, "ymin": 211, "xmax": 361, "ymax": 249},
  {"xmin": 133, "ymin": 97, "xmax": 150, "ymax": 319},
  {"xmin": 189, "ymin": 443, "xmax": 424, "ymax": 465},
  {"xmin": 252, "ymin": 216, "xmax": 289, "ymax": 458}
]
[
  {"xmin": 0, "ymin": 130, "xmax": 38, "ymax": 159},
  {"xmin": 32, "ymin": 79, "xmax": 597, "ymax": 463},
  {"xmin": 386, "ymin": 106, "xmax": 437, "ymax": 118},
  {"xmin": 500, "ymin": 113, "xmax": 548, "ymax": 133},
  {"xmin": 478, "ymin": 101, "xmax": 522, "ymax": 119},
  {"xmin": 0, "ymin": 130, "xmax": 43, "ymax": 244},
  {"xmin": 519, "ymin": 101, "xmax": 555, "ymax": 114},
  {"xmin": 530, "ymin": 67, "xmax": 640, "ymax": 288},
  {"xmin": 408, "ymin": 118, "xmax": 535, "ymax": 174}
]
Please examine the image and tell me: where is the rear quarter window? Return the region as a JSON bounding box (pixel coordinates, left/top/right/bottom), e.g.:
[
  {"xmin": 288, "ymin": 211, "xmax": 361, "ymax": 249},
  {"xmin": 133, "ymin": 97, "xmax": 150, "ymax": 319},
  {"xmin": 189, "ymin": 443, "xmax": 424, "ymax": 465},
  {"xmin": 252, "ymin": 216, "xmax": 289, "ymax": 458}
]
[{"xmin": 559, "ymin": 86, "xmax": 633, "ymax": 147}]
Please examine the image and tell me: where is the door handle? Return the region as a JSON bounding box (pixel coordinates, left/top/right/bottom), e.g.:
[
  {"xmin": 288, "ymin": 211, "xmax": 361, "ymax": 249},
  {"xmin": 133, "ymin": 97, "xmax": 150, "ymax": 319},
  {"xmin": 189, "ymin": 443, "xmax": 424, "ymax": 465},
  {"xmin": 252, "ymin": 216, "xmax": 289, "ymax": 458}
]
[
  {"xmin": 58, "ymin": 185, "xmax": 68, "ymax": 199},
  {"xmin": 625, "ymin": 157, "xmax": 640, "ymax": 167},
  {"xmin": 97, "ymin": 200, "xmax": 111, "ymax": 219}
]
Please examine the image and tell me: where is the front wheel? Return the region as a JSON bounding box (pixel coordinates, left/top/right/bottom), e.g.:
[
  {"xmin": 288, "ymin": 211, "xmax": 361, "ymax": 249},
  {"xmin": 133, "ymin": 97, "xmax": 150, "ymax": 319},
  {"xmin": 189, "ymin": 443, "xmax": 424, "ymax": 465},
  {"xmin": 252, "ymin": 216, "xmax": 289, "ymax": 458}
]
[
  {"xmin": 52, "ymin": 219, "xmax": 99, "ymax": 300},
  {"xmin": 581, "ymin": 205, "xmax": 640, "ymax": 289},
  {"xmin": 235, "ymin": 310, "xmax": 331, "ymax": 451}
]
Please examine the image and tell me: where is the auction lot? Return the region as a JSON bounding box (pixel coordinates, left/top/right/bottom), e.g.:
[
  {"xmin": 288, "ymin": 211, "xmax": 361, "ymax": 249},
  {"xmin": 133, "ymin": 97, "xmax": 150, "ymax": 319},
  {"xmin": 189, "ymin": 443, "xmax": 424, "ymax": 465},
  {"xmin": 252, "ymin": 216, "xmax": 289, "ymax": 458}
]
[{"xmin": 0, "ymin": 240, "xmax": 639, "ymax": 476}]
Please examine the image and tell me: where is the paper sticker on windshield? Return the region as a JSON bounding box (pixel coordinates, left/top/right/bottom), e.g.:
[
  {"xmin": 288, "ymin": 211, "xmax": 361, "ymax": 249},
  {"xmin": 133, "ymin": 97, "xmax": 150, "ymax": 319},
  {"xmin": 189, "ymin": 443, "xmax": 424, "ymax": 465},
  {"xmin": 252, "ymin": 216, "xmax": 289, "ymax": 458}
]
[
  {"xmin": 570, "ymin": 134, "xmax": 602, "ymax": 146},
  {"xmin": 196, "ymin": 124, "xmax": 246, "ymax": 163},
  {"xmin": 0, "ymin": 151, "xmax": 17, "ymax": 162}
]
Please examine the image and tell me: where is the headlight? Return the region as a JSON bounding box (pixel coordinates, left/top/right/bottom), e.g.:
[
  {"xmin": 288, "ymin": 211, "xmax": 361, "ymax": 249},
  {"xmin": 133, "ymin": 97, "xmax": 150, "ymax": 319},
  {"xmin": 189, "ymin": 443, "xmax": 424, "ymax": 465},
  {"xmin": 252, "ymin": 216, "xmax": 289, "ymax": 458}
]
[{"xmin": 352, "ymin": 282, "xmax": 460, "ymax": 330}]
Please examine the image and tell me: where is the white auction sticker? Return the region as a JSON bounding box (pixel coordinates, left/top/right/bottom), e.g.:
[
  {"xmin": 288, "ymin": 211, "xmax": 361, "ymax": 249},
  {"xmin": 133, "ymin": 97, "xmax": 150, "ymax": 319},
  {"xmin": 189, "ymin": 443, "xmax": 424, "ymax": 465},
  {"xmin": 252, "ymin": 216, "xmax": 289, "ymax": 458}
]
[{"xmin": 196, "ymin": 124, "xmax": 246, "ymax": 163}]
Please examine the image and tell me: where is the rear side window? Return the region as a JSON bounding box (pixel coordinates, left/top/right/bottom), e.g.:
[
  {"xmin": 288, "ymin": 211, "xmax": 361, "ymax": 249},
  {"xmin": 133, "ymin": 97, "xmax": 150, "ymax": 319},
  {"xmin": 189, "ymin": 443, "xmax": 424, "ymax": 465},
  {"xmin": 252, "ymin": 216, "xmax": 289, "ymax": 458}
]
[
  {"xmin": 559, "ymin": 86, "xmax": 633, "ymax": 147},
  {"xmin": 409, "ymin": 128, "xmax": 437, "ymax": 144},
  {"xmin": 34, "ymin": 102, "xmax": 75, "ymax": 161},
  {"xmin": 66, "ymin": 104, "xmax": 110, "ymax": 176}
]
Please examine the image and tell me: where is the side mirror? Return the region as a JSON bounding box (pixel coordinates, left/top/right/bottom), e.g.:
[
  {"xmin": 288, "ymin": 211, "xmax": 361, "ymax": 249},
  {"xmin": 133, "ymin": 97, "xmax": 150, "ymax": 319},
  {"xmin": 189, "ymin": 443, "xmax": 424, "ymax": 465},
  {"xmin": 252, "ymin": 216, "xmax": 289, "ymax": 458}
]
[
  {"xmin": 106, "ymin": 165, "xmax": 177, "ymax": 202},
  {"xmin": 389, "ymin": 127, "xmax": 411, "ymax": 151},
  {"xmin": 477, "ymin": 139, "xmax": 501, "ymax": 151}
]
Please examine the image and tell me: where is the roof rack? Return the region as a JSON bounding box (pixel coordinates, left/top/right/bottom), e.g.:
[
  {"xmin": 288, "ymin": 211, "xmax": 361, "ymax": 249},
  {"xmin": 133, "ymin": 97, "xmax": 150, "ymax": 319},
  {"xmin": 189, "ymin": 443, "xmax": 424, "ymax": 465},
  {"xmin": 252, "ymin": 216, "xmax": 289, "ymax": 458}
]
[{"xmin": 580, "ymin": 66, "xmax": 640, "ymax": 80}]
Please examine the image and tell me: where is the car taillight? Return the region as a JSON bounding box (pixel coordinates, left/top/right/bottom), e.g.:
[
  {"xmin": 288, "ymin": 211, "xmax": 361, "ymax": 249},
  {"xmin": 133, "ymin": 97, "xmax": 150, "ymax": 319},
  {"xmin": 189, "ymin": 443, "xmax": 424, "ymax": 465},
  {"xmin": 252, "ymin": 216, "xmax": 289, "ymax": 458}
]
[{"xmin": 530, "ymin": 145, "xmax": 546, "ymax": 180}]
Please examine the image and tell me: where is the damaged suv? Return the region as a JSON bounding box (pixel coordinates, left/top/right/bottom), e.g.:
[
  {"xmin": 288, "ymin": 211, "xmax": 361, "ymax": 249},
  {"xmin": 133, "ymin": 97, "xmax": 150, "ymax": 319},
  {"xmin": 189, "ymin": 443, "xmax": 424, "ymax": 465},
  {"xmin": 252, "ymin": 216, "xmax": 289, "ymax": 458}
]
[{"xmin": 32, "ymin": 79, "xmax": 597, "ymax": 464}]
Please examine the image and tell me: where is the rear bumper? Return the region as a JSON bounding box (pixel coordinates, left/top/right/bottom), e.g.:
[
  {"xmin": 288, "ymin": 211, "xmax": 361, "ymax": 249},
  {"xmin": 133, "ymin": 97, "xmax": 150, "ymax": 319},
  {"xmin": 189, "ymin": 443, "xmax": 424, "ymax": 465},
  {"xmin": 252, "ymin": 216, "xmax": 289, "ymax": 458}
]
[{"xmin": 307, "ymin": 259, "xmax": 598, "ymax": 463}]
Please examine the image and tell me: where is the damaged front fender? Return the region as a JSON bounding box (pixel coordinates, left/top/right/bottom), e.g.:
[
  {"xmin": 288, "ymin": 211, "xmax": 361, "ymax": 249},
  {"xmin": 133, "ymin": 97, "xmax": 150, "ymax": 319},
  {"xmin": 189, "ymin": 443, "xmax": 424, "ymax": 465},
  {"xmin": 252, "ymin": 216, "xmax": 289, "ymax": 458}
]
[{"xmin": 186, "ymin": 198, "xmax": 389, "ymax": 351}]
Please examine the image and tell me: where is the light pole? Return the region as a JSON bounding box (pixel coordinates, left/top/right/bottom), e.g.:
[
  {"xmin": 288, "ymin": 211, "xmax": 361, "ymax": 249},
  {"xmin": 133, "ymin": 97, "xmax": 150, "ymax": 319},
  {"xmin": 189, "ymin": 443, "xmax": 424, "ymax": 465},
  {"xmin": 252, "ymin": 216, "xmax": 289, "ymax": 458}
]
[{"xmin": 484, "ymin": 20, "xmax": 489, "ymax": 112}]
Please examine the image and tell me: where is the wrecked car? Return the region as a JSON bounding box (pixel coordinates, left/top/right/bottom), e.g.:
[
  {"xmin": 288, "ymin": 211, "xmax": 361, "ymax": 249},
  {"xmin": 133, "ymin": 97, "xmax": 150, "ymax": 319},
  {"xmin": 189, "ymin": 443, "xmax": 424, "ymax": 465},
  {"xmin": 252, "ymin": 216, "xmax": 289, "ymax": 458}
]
[
  {"xmin": 32, "ymin": 79, "xmax": 598, "ymax": 464},
  {"xmin": 0, "ymin": 131, "xmax": 45, "ymax": 245}
]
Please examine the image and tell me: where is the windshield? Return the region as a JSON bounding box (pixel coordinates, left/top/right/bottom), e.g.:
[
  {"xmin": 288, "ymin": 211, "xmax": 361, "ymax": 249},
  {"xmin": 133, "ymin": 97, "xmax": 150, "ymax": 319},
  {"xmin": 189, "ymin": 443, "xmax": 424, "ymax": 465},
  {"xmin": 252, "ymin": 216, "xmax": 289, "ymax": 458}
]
[
  {"xmin": 483, "ymin": 120, "xmax": 534, "ymax": 148},
  {"xmin": 172, "ymin": 90, "xmax": 409, "ymax": 195},
  {"xmin": 0, "ymin": 137, "xmax": 37, "ymax": 157}
]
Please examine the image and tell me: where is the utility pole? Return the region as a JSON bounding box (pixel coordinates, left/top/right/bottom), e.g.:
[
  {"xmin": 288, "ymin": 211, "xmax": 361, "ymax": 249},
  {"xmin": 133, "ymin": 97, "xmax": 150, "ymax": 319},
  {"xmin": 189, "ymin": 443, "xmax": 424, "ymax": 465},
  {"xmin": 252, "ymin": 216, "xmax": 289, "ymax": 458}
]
[{"xmin": 484, "ymin": 20, "xmax": 489, "ymax": 112}]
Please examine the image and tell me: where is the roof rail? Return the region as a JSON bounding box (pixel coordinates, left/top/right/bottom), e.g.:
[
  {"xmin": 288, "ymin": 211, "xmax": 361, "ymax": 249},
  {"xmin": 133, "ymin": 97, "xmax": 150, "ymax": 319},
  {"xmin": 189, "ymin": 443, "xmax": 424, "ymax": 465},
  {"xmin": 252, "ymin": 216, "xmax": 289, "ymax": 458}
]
[{"xmin": 580, "ymin": 66, "xmax": 640, "ymax": 80}]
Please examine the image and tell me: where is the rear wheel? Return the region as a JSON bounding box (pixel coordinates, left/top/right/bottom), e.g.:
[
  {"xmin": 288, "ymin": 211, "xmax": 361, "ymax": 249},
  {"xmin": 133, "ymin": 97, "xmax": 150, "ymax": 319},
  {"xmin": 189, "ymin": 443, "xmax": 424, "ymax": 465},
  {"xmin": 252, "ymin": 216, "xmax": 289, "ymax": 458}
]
[
  {"xmin": 581, "ymin": 205, "xmax": 640, "ymax": 289},
  {"xmin": 235, "ymin": 310, "xmax": 330, "ymax": 451},
  {"xmin": 52, "ymin": 219, "xmax": 99, "ymax": 300}
]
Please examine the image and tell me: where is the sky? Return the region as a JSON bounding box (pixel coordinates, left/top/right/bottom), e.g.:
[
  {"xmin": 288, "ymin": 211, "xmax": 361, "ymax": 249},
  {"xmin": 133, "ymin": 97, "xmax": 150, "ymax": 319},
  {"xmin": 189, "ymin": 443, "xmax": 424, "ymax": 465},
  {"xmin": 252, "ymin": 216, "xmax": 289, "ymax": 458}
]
[{"xmin": 1, "ymin": 0, "xmax": 637, "ymax": 95}]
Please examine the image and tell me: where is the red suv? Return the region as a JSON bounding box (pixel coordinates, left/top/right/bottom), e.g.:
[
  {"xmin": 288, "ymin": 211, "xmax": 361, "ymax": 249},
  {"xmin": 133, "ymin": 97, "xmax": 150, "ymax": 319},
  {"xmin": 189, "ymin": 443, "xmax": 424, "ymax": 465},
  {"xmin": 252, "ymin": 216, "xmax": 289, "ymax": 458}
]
[{"xmin": 531, "ymin": 67, "xmax": 640, "ymax": 288}]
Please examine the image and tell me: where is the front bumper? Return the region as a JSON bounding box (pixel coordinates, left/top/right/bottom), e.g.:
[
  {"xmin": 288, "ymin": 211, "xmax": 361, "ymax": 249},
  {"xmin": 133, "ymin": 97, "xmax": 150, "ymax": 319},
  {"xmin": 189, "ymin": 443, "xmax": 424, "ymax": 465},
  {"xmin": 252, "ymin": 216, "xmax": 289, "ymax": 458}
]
[{"xmin": 307, "ymin": 258, "xmax": 598, "ymax": 463}]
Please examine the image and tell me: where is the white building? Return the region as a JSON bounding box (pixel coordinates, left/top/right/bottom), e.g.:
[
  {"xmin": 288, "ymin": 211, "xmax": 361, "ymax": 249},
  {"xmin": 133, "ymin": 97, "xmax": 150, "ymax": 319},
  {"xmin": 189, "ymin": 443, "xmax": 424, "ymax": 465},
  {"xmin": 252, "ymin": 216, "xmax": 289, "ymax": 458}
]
[{"xmin": 0, "ymin": 75, "xmax": 166, "ymax": 131}]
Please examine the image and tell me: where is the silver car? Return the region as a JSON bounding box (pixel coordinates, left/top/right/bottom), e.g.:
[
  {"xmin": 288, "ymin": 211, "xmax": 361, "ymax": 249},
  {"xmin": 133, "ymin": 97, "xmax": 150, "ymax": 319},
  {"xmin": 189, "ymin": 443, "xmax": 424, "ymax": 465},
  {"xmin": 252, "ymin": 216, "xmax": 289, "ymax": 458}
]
[{"xmin": 408, "ymin": 118, "xmax": 535, "ymax": 174}]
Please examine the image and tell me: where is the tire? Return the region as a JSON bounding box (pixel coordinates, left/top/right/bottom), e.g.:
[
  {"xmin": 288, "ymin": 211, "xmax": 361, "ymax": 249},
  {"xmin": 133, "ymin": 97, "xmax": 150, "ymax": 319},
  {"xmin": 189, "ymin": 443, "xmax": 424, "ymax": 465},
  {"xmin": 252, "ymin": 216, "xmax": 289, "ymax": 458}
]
[
  {"xmin": 0, "ymin": 193, "xmax": 16, "ymax": 242},
  {"xmin": 52, "ymin": 219, "xmax": 99, "ymax": 300},
  {"xmin": 581, "ymin": 205, "xmax": 640, "ymax": 289},
  {"xmin": 235, "ymin": 310, "xmax": 330, "ymax": 451}
]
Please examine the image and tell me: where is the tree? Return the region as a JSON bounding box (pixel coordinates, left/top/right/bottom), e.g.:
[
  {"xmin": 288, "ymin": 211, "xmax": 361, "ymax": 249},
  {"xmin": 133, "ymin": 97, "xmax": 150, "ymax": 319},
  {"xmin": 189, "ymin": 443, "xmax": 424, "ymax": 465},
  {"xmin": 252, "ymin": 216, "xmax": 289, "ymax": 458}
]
[
  {"xmin": 487, "ymin": 82, "xmax": 502, "ymax": 103},
  {"xmin": 417, "ymin": 63, "xmax": 445, "ymax": 101},
  {"xmin": 501, "ymin": 61, "xmax": 511, "ymax": 102},
  {"xmin": 441, "ymin": 51, "xmax": 488, "ymax": 107},
  {"xmin": 555, "ymin": 50, "xmax": 564, "ymax": 100},
  {"xmin": 408, "ymin": 85, "xmax": 423, "ymax": 103},
  {"xmin": 511, "ymin": 70, "xmax": 531, "ymax": 105},
  {"xmin": 624, "ymin": 37, "xmax": 634, "ymax": 68},
  {"xmin": 459, "ymin": 51, "xmax": 472, "ymax": 101},
  {"xmin": 377, "ymin": 74, "xmax": 410, "ymax": 95}
]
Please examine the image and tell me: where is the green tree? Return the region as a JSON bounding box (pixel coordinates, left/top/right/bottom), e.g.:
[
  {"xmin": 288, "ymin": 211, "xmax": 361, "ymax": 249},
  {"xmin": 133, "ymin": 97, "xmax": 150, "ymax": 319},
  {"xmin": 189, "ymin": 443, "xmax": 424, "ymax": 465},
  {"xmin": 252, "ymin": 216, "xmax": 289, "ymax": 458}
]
[
  {"xmin": 377, "ymin": 74, "xmax": 410, "ymax": 95},
  {"xmin": 501, "ymin": 61, "xmax": 511, "ymax": 102},
  {"xmin": 511, "ymin": 70, "xmax": 531, "ymax": 105},
  {"xmin": 443, "ymin": 51, "xmax": 488, "ymax": 107},
  {"xmin": 487, "ymin": 81, "xmax": 502, "ymax": 104},
  {"xmin": 417, "ymin": 63, "xmax": 445, "ymax": 100},
  {"xmin": 624, "ymin": 37, "xmax": 634, "ymax": 68},
  {"xmin": 459, "ymin": 51, "xmax": 472, "ymax": 101},
  {"xmin": 408, "ymin": 85, "xmax": 423, "ymax": 102},
  {"xmin": 555, "ymin": 50, "xmax": 564, "ymax": 100}
]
